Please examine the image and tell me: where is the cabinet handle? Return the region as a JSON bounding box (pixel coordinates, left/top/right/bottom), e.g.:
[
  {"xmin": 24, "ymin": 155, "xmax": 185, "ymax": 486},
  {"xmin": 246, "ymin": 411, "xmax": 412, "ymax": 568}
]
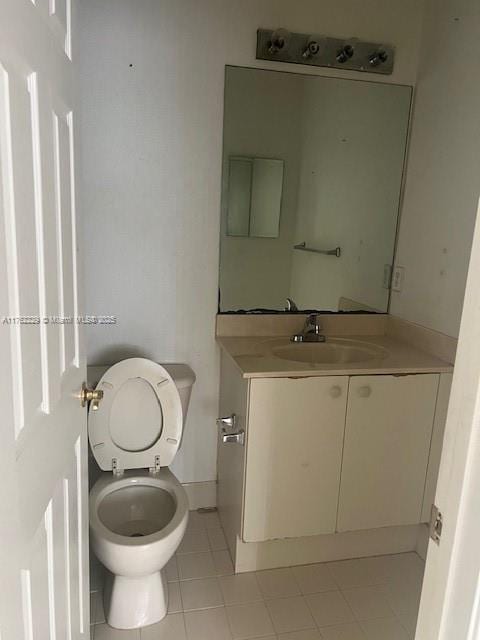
[
  {"xmin": 357, "ymin": 385, "xmax": 372, "ymax": 398},
  {"xmin": 330, "ymin": 385, "xmax": 342, "ymax": 398},
  {"xmin": 216, "ymin": 414, "xmax": 236, "ymax": 429},
  {"xmin": 222, "ymin": 429, "xmax": 245, "ymax": 446}
]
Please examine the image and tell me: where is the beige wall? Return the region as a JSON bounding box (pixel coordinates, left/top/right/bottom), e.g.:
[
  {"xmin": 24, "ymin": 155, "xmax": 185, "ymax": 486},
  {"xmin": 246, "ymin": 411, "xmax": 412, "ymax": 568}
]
[
  {"xmin": 391, "ymin": 0, "xmax": 480, "ymax": 338},
  {"xmin": 78, "ymin": 0, "xmax": 424, "ymax": 484}
]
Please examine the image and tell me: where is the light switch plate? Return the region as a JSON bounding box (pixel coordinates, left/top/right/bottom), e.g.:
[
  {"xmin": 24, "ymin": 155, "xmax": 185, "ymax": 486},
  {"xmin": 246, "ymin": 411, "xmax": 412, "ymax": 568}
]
[{"xmin": 392, "ymin": 266, "xmax": 405, "ymax": 292}]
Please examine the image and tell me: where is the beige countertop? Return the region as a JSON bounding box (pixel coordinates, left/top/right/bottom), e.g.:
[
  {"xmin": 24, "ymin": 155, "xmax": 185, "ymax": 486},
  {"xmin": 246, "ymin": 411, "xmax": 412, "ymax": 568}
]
[{"xmin": 217, "ymin": 334, "xmax": 454, "ymax": 378}]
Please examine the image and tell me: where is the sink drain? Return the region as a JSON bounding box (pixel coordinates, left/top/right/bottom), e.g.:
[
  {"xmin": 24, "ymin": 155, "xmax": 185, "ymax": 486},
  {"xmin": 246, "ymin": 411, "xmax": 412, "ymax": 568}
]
[{"xmin": 130, "ymin": 533, "xmax": 144, "ymax": 537}]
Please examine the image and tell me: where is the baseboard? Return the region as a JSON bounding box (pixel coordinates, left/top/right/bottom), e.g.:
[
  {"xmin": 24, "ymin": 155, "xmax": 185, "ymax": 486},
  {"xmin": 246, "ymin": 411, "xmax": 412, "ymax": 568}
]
[
  {"xmin": 182, "ymin": 481, "xmax": 217, "ymax": 510},
  {"xmin": 234, "ymin": 524, "xmax": 423, "ymax": 573}
]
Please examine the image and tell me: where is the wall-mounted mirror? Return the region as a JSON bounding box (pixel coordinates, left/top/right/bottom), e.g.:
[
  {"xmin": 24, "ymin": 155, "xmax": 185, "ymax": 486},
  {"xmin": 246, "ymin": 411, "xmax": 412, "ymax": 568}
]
[{"xmin": 218, "ymin": 66, "xmax": 412, "ymax": 313}]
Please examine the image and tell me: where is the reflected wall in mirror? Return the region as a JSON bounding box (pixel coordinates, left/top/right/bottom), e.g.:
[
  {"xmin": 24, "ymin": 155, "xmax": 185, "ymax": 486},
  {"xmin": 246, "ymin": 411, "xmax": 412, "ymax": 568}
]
[
  {"xmin": 219, "ymin": 66, "xmax": 412, "ymax": 313},
  {"xmin": 227, "ymin": 157, "xmax": 284, "ymax": 238}
]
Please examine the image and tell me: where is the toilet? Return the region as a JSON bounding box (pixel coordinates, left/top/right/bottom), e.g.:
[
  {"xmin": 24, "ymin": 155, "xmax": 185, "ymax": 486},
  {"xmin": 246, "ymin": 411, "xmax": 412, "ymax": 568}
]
[{"xmin": 88, "ymin": 357, "xmax": 195, "ymax": 630}]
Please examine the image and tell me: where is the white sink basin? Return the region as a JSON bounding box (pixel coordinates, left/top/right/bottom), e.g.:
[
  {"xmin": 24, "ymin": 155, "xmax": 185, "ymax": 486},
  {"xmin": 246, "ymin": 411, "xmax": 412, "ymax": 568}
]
[{"xmin": 269, "ymin": 338, "xmax": 387, "ymax": 365}]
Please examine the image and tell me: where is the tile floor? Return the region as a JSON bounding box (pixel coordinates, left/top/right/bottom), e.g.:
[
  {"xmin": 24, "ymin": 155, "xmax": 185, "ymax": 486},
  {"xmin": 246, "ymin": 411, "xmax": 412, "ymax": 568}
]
[{"xmin": 90, "ymin": 511, "xmax": 425, "ymax": 640}]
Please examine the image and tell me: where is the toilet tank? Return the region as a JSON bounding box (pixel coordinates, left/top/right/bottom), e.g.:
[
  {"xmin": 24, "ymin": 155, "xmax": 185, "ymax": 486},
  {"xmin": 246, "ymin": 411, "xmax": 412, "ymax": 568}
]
[
  {"xmin": 162, "ymin": 363, "xmax": 196, "ymax": 426},
  {"xmin": 87, "ymin": 362, "xmax": 196, "ymax": 426}
]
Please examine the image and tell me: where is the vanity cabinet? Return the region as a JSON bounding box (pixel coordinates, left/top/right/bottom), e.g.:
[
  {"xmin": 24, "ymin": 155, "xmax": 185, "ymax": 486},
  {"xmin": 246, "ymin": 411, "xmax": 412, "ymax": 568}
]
[
  {"xmin": 337, "ymin": 374, "xmax": 439, "ymax": 531},
  {"xmin": 217, "ymin": 352, "xmax": 451, "ymax": 551},
  {"xmin": 244, "ymin": 376, "xmax": 348, "ymax": 541}
]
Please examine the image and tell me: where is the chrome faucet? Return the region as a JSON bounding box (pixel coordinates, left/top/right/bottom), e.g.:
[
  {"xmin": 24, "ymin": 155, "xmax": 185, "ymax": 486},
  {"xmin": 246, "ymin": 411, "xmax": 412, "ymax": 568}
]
[{"xmin": 291, "ymin": 314, "xmax": 326, "ymax": 343}]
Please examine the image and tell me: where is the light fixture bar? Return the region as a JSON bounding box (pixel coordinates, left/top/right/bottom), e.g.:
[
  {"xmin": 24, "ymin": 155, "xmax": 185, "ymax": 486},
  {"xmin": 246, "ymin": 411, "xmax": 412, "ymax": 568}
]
[{"xmin": 256, "ymin": 28, "xmax": 395, "ymax": 75}]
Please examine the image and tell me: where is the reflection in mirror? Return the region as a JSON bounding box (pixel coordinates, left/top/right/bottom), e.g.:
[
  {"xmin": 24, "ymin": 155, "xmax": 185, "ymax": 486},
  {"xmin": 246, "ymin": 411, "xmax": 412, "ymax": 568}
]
[
  {"xmin": 227, "ymin": 157, "xmax": 284, "ymax": 238},
  {"xmin": 219, "ymin": 66, "xmax": 412, "ymax": 313}
]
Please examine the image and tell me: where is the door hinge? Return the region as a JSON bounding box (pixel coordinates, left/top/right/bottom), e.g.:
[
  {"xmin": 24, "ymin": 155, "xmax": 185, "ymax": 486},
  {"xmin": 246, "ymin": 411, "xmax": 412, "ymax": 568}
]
[{"xmin": 430, "ymin": 504, "xmax": 443, "ymax": 545}]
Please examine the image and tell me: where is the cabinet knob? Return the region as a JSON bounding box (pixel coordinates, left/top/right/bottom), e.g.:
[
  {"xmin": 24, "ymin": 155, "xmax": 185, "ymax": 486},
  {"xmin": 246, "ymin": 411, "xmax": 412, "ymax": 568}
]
[
  {"xmin": 357, "ymin": 385, "xmax": 372, "ymax": 398},
  {"xmin": 330, "ymin": 385, "xmax": 342, "ymax": 398}
]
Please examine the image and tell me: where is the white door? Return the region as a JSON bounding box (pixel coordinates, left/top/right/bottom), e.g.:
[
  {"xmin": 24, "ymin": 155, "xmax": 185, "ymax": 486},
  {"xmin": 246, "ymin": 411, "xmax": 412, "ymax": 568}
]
[
  {"xmin": 0, "ymin": 1, "xmax": 89, "ymax": 639},
  {"xmin": 416, "ymin": 201, "xmax": 480, "ymax": 639}
]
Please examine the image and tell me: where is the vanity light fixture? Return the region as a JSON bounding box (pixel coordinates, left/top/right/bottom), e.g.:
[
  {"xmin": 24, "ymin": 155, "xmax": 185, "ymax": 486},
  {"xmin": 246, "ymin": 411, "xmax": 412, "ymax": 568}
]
[
  {"xmin": 302, "ymin": 38, "xmax": 321, "ymax": 59},
  {"xmin": 267, "ymin": 28, "xmax": 290, "ymax": 55},
  {"xmin": 369, "ymin": 49, "xmax": 389, "ymax": 67},
  {"xmin": 256, "ymin": 28, "xmax": 395, "ymax": 75},
  {"xmin": 336, "ymin": 43, "xmax": 355, "ymax": 64}
]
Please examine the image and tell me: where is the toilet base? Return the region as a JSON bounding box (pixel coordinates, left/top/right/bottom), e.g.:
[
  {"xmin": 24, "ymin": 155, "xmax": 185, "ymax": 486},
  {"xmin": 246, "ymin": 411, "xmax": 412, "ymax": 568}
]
[{"xmin": 103, "ymin": 569, "xmax": 169, "ymax": 629}]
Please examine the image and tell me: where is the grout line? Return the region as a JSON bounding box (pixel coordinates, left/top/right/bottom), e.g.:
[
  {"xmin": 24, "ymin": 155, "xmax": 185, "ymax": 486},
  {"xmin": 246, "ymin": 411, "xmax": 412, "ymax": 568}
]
[
  {"xmin": 180, "ymin": 612, "xmax": 188, "ymax": 640},
  {"xmin": 176, "ymin": 576, "xmax": 185, "ymax": 614}
]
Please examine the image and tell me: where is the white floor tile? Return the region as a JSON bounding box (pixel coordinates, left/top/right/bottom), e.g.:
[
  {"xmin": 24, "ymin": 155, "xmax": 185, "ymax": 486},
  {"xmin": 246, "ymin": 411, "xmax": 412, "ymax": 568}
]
[
  {"xmin": 277, "ymin": 630, "xmax": 323, "ymax": 640},
  {"xmin": 388, "ymin": 553, "xmax": 424, "ymax": 581},
  {"xmin": 91, "ymin": 591, "xmax": 106, "ymax": 624},
  {"xmin": 90, "ymin": 556, "xmax": 105, "ymax": 592},
  {"xmin": 305, "ymin": 591, "xmax": 355, "ymax": 628},
  {"xmin": 226, "ymin": 602, "xmax": 275, "ymax": 639},
  {"xmin": 256, "ymin": 568, "xmax": 301, "ymax": 599},
  {"xmin": 178, "ymin": 552, "xmax": 216, "ymax": 580},
  {"xmin": 213, "ymin": 549, "xmax": 234, "ymax": 576},
  {"xmin": 168, "ymin": 582, "xmax": 183, "ymax": 614},
  {"xmin": 328, "ymin": 559, "xmax": 379, "ymax": 590},
  {"xmin": 90, "ymin": 551, "xmax": 423, "ymax": 640},
  {"xmin": 379, "ymin": 579, "xmax": 422, "ymax": 622},
  {"xmin": 184, "ymin": 606, "xmax": 232, "ymax": 640},
  {"xmin": 187, "ymin": 510, "xmax": 221, "ymax": 531},
  {"xmin": 141, "ymin": 613, "xmax": 186, "ymax": 640},
  {"xmin": 177, "ymin": 529, "xmax": 210, "ymax": 555},
  {"xmin": 90, "ymin": 592, "xmax": 96, "ymax": 626},
  {"xmin": 180, "ymin": 577, "xmax": 224, "ymax": 611},
  {"xmin": 266, "ymin": 596, "xmax": 315, "ymax": 634},
  {"xmin": 292, "ymin": 563, "xmax": 338, "ymax": 595},
  {"xmin": 207, "ymin": 527, "xmax": 228, "ymax": 551},
  {"xmin": 219, "ymin": 573, "xmax": 263, "ymax": 605},
  {"xmin": 358, "ymin": 555, "xmax": 397, "ymax": 585},
  {"xmin": 397, "ymin": 609, "xmax": 418, "ymax": 639},
  {"xmin": 371, "ymin": 553, "xmax": 424, "ymax": 590},
  {"xmin": 342, "ymin": 586, "xmax": 394, "ymax": 621},
  {"xmin": 93, "ymin": 623, "xmax": 140, "ymax": 639},
  {"xmin": 165, "ymin": 556, "xmax": 179, "ymax": 582},
  {"xmin": 360, "ymin": 618, "xmax": 410, "ymax": 640},
  {"xmin": 185, "ymin": 519, "xmax": 203, "ymax": 536},
  {"xmin": 318, "ymin": 622, "xmax": 367, "ymax": 640}
]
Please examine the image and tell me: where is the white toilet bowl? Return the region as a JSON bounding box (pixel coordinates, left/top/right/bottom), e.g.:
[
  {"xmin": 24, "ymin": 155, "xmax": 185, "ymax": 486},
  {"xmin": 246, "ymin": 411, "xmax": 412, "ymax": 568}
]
[
  {"xmin": 90, "ymin": 469, "xmax": 188, "ymax": 629},
  {"xmin": 87, "ymin": 358, "xmax": 195, "ymax": 629}
]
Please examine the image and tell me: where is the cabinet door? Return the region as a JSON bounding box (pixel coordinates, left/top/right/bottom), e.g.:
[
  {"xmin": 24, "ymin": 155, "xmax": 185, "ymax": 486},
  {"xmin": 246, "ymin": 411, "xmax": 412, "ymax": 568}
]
[
  {"xmin": 337, "ymin": 374, "xmax": 439, "ymax": 532},
  {"xmin": 243, "ymin": 376, "xmax": 348, "ymax": 542}
]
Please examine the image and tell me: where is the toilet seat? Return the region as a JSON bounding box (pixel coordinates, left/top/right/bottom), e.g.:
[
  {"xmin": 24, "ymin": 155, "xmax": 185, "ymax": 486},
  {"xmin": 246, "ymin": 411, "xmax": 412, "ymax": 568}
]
[{"xmin": 88, "ymin": 358, "xmax": 183, "ymax": 472}]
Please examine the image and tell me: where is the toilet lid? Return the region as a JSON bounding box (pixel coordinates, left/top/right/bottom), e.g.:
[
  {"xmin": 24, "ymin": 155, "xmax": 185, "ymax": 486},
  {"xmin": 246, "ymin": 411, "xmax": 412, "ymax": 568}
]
[{"xmin": 88, "ymin": 358, "xmax": 183, "ymax": 472}]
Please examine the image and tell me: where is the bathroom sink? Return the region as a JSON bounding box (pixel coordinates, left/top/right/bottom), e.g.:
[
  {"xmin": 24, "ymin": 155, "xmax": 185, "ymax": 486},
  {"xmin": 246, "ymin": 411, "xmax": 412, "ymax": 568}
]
[{"xmin": 270, "ymin": 339, "xmax": 387, "ymax": 365}]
